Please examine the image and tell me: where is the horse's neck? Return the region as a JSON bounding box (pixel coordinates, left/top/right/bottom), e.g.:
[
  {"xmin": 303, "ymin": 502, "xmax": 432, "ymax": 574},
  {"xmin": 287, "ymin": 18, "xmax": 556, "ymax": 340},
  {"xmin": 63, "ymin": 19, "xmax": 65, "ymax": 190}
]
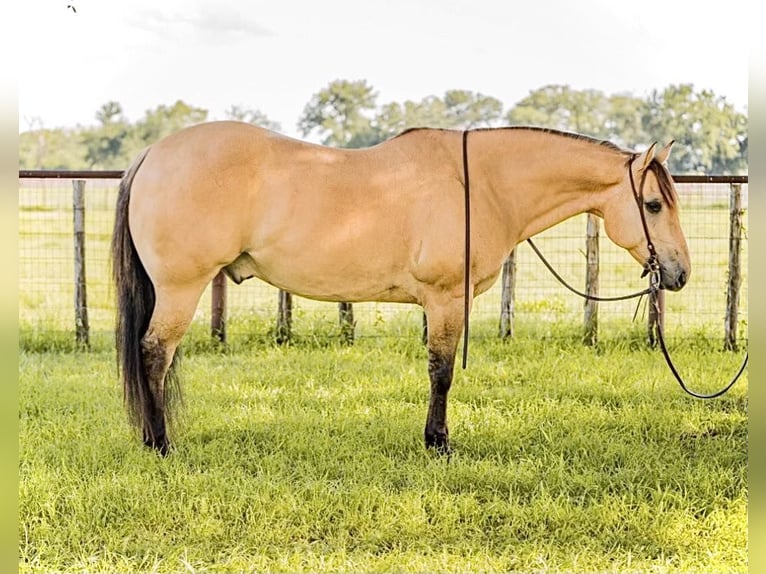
[{"xmin": 473, "ymin": 131, "xmax": 626, "ymax": 243}]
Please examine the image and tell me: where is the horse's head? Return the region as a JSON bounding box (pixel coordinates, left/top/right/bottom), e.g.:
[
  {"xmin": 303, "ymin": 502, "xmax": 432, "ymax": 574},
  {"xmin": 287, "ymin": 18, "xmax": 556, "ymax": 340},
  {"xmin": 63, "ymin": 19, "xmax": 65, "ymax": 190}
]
[{"xmin": 602, "ymin": 142, "xmax": 690, "ymax": 291}]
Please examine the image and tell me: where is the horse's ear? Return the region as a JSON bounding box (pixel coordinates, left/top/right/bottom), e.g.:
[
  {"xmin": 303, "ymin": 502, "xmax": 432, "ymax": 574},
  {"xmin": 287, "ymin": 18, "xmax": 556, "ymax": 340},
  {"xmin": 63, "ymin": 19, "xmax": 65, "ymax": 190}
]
[
  {"xmin": 635, "ymin": 142, "xmax": 657, "ymax": 171},
  {"xmin": 655, "ymin": 140, "xmax": 674, "ymax": 165}
]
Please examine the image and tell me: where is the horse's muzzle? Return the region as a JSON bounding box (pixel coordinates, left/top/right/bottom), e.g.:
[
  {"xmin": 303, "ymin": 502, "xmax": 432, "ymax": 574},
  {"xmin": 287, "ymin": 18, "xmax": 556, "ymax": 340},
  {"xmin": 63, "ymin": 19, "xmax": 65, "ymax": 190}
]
[
  {"xmin": 661, "ymin": 265, "xmax": 688, "ymax": 291},
  {"xmin": 643, "ymin": 258, "xmax": 688, "ymax": 291}
]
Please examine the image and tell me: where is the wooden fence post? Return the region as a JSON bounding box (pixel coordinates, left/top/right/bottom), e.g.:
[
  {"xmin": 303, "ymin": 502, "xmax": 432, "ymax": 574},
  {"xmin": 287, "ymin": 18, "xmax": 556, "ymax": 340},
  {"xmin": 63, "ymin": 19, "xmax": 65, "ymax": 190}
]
[
  {"xmin": 499, "ymin": 248, "xmax": 517, "ymax": 339},
  {"xmin": 211, "ymin": 271, "xmax": 227, "ymax": 343},
  {"xmin": 339, "ymin": 302, "xmax": 355, "ymax": 344},
  {"xmin": 72, "ymin": 180, "xmax": 89, "ymax": 348},
  {"xmin": 276, "ymin": 290, "xmax": 293, "ymax": 344},
  {"xmin": 724, "ymin": 183, "xmax": 744, "ymax": 351},
  {"xmin": 583, "ymin": 214, "xmax": 600, "ymax": 346}
]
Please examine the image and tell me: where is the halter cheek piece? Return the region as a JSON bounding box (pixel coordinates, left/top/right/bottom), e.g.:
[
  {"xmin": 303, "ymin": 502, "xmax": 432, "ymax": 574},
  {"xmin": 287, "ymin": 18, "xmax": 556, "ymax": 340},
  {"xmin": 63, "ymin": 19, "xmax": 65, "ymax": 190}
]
[
  {"xmin": 461, "ymin": 133, "xmax": 746, "ymax": 398},
  {"xmin": 627, "ymin": 153, "xmax": 661, "ymax": 289},
  {"xmin": 626, "ymin": 153, "xmax": 746, "ymax": 399}
]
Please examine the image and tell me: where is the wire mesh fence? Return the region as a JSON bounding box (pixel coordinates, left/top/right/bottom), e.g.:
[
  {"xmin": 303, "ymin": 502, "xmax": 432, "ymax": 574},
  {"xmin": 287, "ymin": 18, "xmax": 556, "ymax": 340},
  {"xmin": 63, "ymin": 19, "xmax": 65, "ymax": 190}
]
[{"xmin": 18, "ymin": 175, "xmax": 748, "ymax": 348}]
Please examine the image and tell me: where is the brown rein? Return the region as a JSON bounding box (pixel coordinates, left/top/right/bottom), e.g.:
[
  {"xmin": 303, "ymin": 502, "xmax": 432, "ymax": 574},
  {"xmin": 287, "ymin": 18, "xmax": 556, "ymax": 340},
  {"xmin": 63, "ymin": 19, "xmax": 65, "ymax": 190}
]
[{"xmin": 459, "ymin": 134, "xmax": 746, "ymax": 398}]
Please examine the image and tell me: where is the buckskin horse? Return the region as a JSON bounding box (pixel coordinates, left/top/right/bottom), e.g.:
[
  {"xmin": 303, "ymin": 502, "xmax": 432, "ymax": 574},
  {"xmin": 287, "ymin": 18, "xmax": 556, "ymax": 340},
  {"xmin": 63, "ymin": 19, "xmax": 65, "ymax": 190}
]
[{"xmin": 112, "ymin": 122, "xmax": 690, "ymax": 455}]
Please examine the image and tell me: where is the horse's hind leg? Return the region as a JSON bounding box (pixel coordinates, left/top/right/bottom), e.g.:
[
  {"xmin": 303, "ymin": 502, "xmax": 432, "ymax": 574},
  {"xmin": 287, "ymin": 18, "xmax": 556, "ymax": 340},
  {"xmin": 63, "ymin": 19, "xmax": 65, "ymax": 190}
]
[
  {"xmin": 140, "ymin": 328, "xmax": 173, "ymax": 454},
  {"xmin": 423, "ymin": 297, "xmax": 465, "ymax": 454},
  {"xmin": 140, "ymin": 285, "xmax": 203, "ymax": 455}
]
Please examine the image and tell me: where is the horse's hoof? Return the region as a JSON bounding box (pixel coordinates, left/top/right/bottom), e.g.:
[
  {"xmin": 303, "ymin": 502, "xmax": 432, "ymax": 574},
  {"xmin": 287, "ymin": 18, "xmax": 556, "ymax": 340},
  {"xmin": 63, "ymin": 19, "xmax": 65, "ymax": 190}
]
[
  {"xmin": 143, "ymin": 434, "xmax": 172, "ymax": 457},
  {"xmin": 425, "ymin": 431, "xmax": 451, "ymax": 457}
]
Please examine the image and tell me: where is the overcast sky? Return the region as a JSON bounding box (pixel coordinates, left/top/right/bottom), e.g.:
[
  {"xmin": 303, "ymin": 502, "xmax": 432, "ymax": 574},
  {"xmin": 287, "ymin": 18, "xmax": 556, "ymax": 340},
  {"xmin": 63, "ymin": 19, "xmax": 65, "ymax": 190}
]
[{"xmin": 18, "ymin": 0, "xmax": 748, "ymax": 139}]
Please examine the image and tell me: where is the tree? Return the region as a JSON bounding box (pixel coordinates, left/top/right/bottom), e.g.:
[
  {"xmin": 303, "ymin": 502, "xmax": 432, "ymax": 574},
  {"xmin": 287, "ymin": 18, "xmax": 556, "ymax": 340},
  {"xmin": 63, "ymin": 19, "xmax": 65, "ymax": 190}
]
[
  {"xmin": 297, "ymin": 79, "xmax": 380, "ymax": 148},
  {"xmin": 225, "ymin": 105, "xmax": 282, "ymax": 132},
  {"xmin": 19, "ymin": 127, "xmax": 86, "ymax": 170},
  {"xmin": 17, "ymin": 81, "xmax": 748, "ymax": 174},
  {"xmin": 602, "ymin": 93, "xmax": 650, "ymax": 150},
  {"xmin": 376, "ymin": 90, "xmax": 503, "ymax": 138},
  {"xmin": 95, "ymin": 101, "xmax": 123, "ymax": 125},
  {"xmin": 641, "ymin": 84, "xmax": 747, "ymax": 174},
  {"xmin": 134, "ymin": 100, "xmax": 209, "ymax": 145},
  {"xmin": 505, "ymin": 84, "xmax": 613, "ymax": 138},
  {"xmin": 19, "ymin": 116, "xmax": 48, "ymax": 169},
  {"xmin": 442, "ymin": 89, "xmax": 503, "ymax": 129},
  {"xmin": 504, "ymin": 83, "xmax": 748, "ymax": 173},
  {"xmin": 82, "ymin": 101, "xmax": 130, "ymax": 168},
  {"xmin": 375, "ymin": 97, "xmax": 448, "ymax": 138}
]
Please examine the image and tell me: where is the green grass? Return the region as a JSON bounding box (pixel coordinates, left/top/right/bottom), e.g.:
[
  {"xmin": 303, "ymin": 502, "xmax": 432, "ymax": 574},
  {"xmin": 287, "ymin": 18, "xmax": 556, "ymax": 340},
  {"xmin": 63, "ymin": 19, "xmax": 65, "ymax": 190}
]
[
  {"xmin": 19, "ymin": 181, "xmax": 748, "ymax": 572},
  {"xmin": 19, "ymin": 324, "xmax": 747, "ymax": 573}
]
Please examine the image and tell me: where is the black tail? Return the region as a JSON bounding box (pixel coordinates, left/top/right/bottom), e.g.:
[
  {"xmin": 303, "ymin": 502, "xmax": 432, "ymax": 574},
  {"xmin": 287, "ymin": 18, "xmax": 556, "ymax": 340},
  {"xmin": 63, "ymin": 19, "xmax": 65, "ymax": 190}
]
[{"xmin": 111, "ymin": 148, "xmax": 180, "ymax": 440}]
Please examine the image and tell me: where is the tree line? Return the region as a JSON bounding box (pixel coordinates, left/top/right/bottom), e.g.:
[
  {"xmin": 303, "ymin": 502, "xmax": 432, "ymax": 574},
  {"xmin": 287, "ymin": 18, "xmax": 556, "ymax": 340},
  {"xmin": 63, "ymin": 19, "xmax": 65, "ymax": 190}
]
[{"xmin": 19, "ymin": 81, "xmax": 747, "ymax": 174}]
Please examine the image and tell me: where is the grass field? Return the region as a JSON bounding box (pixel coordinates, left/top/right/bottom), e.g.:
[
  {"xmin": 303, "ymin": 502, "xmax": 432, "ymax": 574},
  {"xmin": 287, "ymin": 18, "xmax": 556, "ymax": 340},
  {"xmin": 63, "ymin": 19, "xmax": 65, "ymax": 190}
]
[
  {"xmin": 19, "ymin": 322, "xmax": 747, "ymax": 573},
  {"xmin": 18, "ymin": 179, "xmax": 748, "ymax": 572}
]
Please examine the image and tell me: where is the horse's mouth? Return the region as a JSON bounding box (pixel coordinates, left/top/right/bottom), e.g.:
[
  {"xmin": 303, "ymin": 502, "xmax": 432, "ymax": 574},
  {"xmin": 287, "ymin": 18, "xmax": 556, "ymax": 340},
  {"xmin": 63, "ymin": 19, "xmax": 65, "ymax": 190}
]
[
  {"xmin": 640, "ymin": 260, "xmax": 688, "ymax": 291},
  {"xmin": 660, "ymin": 268, "xmax": 688, "ymax": 291},
  {"xmin": 659, "ymin": 264, "xmax": 688, "ymax": 291}
]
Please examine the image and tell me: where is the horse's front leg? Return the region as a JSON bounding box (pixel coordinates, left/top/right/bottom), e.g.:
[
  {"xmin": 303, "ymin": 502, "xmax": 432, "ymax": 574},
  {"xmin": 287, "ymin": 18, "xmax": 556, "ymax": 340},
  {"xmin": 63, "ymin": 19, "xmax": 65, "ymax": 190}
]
[{"xmin": 423, "ymin": 298, "xmax": 465, "ymax": 455}]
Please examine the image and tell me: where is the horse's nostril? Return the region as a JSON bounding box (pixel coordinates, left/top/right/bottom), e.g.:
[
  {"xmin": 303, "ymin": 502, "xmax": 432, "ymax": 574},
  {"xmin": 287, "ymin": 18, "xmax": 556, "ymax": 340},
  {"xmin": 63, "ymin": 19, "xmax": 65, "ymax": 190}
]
[{"xmin": 677, "ymin": 270, "xmax": 687, "ymax": 288}]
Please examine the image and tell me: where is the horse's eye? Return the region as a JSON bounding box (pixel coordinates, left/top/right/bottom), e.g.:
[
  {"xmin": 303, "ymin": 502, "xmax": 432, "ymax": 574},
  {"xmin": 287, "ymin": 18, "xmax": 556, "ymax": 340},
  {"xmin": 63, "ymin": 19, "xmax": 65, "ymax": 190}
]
[{"xmin": 645, "ymin": 200, "xmax": 662, "ymax": 214}]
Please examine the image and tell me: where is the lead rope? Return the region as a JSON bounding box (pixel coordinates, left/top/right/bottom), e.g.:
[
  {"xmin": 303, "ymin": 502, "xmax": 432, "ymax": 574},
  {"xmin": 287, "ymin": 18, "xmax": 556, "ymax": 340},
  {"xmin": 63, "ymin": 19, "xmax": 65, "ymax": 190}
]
[
  {"xmin": 525, "ymin": 156, "xmax": 658, "ymax": 303},
  {"xmin": 529, "ymin": 153, "xmax": 746, "ymax": 399},
  {"xmin": 652, "ymin": 300, "xmax": 748, "ymax": 399},
  {"xmin": 526, "ymin": 237, "xmax": 656, "ymax": 302},
  {"xmin": 462, "ymin": 130, "xmax": 471, "ymax": 369},
  {"xmin": 531, "ymin": 234, "xmax": 748, "ymax": 398},
  {"xmin": 627, "ymin": 154, "xmax": 747, "ymax": 398},
  {"xmin": 462, "ymin": 140, "xmax": 746, "ymax": 397}
]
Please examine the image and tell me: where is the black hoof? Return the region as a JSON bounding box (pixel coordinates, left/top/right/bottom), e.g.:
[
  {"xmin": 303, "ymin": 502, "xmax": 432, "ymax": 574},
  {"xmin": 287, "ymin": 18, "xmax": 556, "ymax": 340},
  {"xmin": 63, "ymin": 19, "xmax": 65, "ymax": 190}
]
[
  {"xmin": 143, "ymin": 432, "xmax": 171, "ymax": 456},
  {"xmin": 425, "ymin": 431, "xmax": 451, "ymax": 456}
]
